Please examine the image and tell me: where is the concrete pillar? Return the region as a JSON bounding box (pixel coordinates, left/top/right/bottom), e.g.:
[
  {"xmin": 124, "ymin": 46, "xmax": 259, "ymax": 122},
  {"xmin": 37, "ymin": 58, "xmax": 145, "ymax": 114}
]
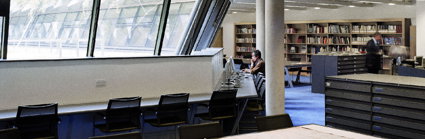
[
  {"xmin": 417, "ymin": 1, "xmax": 425, "ymax": 56},
  {"xmin": 265, "ymin": 0, "xmax": 285, "ymax": 116},
  {"xmin": 256, "ymin": 0, "xmax": 265, "ymax": 58}
]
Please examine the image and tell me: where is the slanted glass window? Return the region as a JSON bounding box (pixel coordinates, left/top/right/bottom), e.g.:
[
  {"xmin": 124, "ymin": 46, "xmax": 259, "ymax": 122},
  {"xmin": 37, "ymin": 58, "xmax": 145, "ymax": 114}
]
[
  {"xmin": 161, "ymin": 0, "xmax": 196, "ymax": 56},
  {"xmin": 94, "ymin": 0, "xmax": 163, "ymax": 57},
  {"xmin": 7, "ymin": 0, "xmax": 93, "ymax": 60}
]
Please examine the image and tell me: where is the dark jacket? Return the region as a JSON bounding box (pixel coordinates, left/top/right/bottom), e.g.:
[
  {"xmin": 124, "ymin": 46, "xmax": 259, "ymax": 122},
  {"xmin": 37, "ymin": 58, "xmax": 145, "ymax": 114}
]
[{"xmin": 366, "ymin": 39, "xmax": 382, "ymax": 71}]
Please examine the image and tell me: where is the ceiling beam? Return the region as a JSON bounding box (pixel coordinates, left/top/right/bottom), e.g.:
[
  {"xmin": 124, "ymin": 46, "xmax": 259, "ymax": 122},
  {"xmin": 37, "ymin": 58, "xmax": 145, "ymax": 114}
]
[
  {"xmin": 286, "ymin": 0, "xmax": 375, "ymax": 7},
  {"xmin": 285, "ymin": 2, "xmax": 340, "ymax": 9},
  {"xmin": 355, "ymin": 0, "xmax": 414, "ymax": 5}
]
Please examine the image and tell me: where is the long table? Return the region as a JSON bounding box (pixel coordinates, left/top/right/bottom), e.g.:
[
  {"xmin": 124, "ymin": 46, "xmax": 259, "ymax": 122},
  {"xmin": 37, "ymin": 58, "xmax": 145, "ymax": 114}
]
[
  {"xmin": 220, "ymin": 124, "xmax": 381, "ymax": 139},
  {"xmin": 0, "ymin": 74, "xmax": 257, "ymax": 136}
]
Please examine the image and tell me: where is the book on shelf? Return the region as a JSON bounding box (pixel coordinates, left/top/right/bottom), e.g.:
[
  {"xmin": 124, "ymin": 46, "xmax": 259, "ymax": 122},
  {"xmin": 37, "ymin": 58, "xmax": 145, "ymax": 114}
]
[
  {"xmin": 352, "ymin": 25, "xmax": 377, "ymax": 33},
  {"xmin": 328, "ymin": 25, "xmax": 350, "ymax": 34},
  {"xmin": 236, "ymin": 47, "xmax": 256, "ymax": 52},
  {"xmin": 352, "ymin": 36, "xmax": 373, "ymax": 45},
  {"xmin": 236, "ymin": 27, "xmax": 256, "ymax": 34},
  {"xmin": 308, "ymin": 24, "xmax": 328, "ymax": 34},
  {"xmin": 383, "ymin": 37, "xmax": 402, "ymax": 45},
  {"xmin": 329, "ymin": 36, "xmax": 350, "ymax": 44},
  {"xmin": 236, "ymin": 38, "xmax": 256, "ymax": 43},
  {"xmin": 378, "ymin": 25, "xmax": 402, "ymax": 33},
  {"xmin": 296, "ymin": 36, "xmax": 306, "ymax": 43},
  {"xmin": 307, "ymin": 36, "xmax": 329, "ymax": 44}
]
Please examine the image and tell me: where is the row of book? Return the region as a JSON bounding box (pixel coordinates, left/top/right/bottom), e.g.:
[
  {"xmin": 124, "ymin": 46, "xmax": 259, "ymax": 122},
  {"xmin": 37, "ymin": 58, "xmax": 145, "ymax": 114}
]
[
  {"xmin": 352, "ymin": 37, "xmax": 373, "ymax": 44},
  {"xmin": 352, "ymin": 25, "xmax": 376, "ymax": 33},
  {"xmin": 236, "ymin": 27, "xmax": 256, "ymax": 34},
  {"xmin": 235, "ymin": 47, "xmax": 255, "ymax": 53},
  {"xmin": 378, "ymin": 25, "xmax": 402, "ymax": 33},
  {"xmin": 308, "ymin": 24, "xmax": 327, "ymax": 34},
  {"xmin": 383, "ymin": 37, "xmax": 402, "ymax": 45},
  {"xmin": 236, "ymin": 38, "xmax": 256, "ymax": 43},
  {"xmin": 329, "ymin": 25, "xmax": 350, "ymax": 34},
  {"xmin": 306, "ymin": 37, "xmax": 350, "ymax": 44}
]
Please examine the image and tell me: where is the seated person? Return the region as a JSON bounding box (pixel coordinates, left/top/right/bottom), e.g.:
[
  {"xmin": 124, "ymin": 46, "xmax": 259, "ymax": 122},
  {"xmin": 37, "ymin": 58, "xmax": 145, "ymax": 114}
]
[{"xmin": 242, "ymin": 50, "xmax": 265, "ymax": 75}]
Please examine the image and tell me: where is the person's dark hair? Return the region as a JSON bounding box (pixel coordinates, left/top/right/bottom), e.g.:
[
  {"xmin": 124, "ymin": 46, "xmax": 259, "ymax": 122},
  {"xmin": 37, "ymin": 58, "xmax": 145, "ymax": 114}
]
[
  {"xmin": 253, "ymin": 50, "xmax": 262, "ymax": 58},
  {"xmin": 373, "ymin": 32, "xmax": 382, "ymax": 37}
]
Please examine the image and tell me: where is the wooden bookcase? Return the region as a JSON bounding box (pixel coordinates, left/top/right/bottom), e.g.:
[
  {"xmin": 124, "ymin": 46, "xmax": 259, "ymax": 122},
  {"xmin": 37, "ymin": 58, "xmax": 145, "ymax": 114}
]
[
  {"xmin": 234, "ymin": 24, "xmax": 256, "ymax": 59},
  {"xmin": 234, "ymin": 18, "xmax": 411, "ymax": 73}
]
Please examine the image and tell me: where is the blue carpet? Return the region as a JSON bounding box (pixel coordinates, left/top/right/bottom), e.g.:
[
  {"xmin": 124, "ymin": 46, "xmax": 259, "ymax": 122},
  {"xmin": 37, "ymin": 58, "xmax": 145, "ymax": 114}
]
[{"xmin": 285, "ymin": 76, "xmax": 325, "ymax": 126}]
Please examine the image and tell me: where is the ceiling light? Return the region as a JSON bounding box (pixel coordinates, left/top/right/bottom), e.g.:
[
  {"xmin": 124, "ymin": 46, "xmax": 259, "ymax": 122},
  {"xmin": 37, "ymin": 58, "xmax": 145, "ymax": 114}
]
[
  {"xmin": 388, "ymin": 3, "xmax": 396, "ymax": 6},
  {"xmin": 232, "ymin": 11, "xmax": 238, "ymax": 14},
  {"xmin": 314, "ymin": 7, "xmax": 321, "ymax": 10},
  {"xmin": 348, "ymin": 5, "xmax": 356, "ymax": 8},
  {"xmin": 284, "ymin": 9, "xmax": 290, "ymax": 11}
]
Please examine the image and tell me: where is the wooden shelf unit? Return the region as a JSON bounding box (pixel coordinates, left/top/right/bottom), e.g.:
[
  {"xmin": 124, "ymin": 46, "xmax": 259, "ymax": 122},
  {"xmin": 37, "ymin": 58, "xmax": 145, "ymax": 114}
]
[
  {"xmin": 234, "ymin": 19, "xmax": 411, "ymax": 65},
  {"xmin": 234, "ymin": 23, "xmax": 256, "ymax": 59}
]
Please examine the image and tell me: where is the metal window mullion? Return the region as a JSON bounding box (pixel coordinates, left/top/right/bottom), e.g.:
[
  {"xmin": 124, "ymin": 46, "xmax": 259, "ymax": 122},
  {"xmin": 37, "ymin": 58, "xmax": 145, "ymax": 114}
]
[
  {"xmin": 86, "ymin": 0, "xmax": 101, "ymax": 57},
  {"xmin": 1, "ymin": 16, "xmax": 9, "ymax": 59},
  {"xmin": 154, "ymin": 0, "xmax": 171, "ymax": 56}
]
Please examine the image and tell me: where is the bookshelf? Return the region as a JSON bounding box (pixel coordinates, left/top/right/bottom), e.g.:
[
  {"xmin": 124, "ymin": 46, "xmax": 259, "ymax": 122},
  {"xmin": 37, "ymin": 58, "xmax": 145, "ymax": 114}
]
[
  {"xmin": 233, "ymin": 19, "xmax": 411, "ymax": 72},
  {"xmin": 234, "ymin": 24, "xmax": 256, "ymax": 59}
]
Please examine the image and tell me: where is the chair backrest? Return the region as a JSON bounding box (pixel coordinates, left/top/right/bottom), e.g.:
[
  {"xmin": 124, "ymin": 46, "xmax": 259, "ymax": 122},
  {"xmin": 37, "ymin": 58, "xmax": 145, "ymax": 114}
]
[
  {"xmin": 178, "ymin": 122, "xmax": 223, "ymax": 139},
  {"xmin": 208, "ymin": 89, "xmax": 238, "ymax": 119},
  {"xmin": 258, "ymin": 80, "xmax": 266, "ymax": 100},
  {"xmin": 16, "ymin": 103, "xmax": 59, "ymax": 138},
  {"xmin": 254, "ymin": 75, "xmax": 264, "ymax": 87},
  {"xmin": 256, "ymin": 78, "xmax": 265, "ymax": 93},
  {"xmin": 157, "ymin": 93, "xmax": 190, "ymax": 124},
  {"xmin": 89, "ymin": 131, "xmax": 142, "ymax": 139},
  {"xmin": 0, "ymin": 128, "xmax": 20, "ymax": 139},
  {"xmin": 106, "ymin": 97, "xmax": 142, "ymax": 130},
  {"xmin": 255, "ymin": 113, "xmax": 293, "ymax": 132}
]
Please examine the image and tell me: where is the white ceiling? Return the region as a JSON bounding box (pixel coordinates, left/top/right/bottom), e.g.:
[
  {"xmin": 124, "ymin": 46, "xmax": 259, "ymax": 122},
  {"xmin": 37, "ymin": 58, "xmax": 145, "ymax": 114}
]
[{"xmin": 229, "ymin": 0, "xmax": 415, "ymax": 12}]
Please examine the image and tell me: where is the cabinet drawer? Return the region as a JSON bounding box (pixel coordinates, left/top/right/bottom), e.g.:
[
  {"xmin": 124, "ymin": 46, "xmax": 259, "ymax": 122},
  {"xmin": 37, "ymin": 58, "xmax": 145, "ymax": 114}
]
[
  {"xmin": 326, "ymin": 97, "xmax": 371, "ymax": 111},
  {"xmin": 326, "ymin": 123, "xmax": 372, "ymax": 135},
  {"xmin": 373, "ymin": 114, "xmax": 425, "ymax": 131},
  {"xmin": 372, "ymin": 123, "xmax": 425, "ymax": 139},
  {"xmin": 373, "ymin": 94, "xmax": 425, "ymax": 110},
  {"xmin": 326, "ymin": 89, "xmax": 371, "ymax": 102},
  {"xmin": 373, "ymin": 85, "xmax": 425, "ymax": 99},
  {"xmin": 326, "ymin": 80, "xmax": 371, "ymax": 92},
  {"xmin": 338, "ymin": 64, "xmax": 366, "ymax": 70},
  {"xmin": 338, "ymin": 68, "xmax": 367, "ymax": 74},
  {"xmin": 372, "ymin": 104, "xmax": 425, "ymax": 121},
  {"xmin": 338, "ymin": 60, "xmax": 366, "ymax": 65},
  {"xmin": 326, "ymin": 106, "xmax": 371, "ymax": 121},
  {"xmin": 338, "ymin": 56, "xmax": 366, "ymax": 61},
  {"xmin": 326, "ymin": 114, "xmax": 371, "ymax": 130}
]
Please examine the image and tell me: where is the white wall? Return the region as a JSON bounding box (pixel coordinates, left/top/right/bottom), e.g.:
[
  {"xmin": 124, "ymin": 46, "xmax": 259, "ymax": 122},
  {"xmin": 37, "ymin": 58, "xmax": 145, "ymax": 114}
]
[
  {"xmin": 417, "ymin": 1, "xmax": 425, "ymax": 56},
  {"xmin": 0, "ymin": 52, "xmax": 222, "ymax": 110},
  {"xmin": 223, "ymin": 4, "xmax": 416, "ymax": 57}
]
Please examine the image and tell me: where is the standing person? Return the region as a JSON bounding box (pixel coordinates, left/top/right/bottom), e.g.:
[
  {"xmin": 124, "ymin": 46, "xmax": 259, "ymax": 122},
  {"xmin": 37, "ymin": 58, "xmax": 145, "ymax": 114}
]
[
  {"xmin": 366, "ymin": 32, "xmax": 383, "ymax": 74},
  {"xmin": 243, "ymin": 50, "xmax": 265, "ymax": 75}
]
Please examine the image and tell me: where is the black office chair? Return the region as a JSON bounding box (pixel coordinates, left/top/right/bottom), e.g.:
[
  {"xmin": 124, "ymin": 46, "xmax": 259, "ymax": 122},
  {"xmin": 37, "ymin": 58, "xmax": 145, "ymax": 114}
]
[
  {"xmin": 145, "ymin": 93, "xmax": 190, "ymax": 127},
  {"xmin": 247, "ymin": 80, "xmax": 266, "ymax": 112},
  {"xmin": 254, "ymin": 75, "xmax": 264, "ymax": 88},
  {"xmin": 255, "ymin": 113, "xmax": 293, "ymax": 132},
  {"xmin": 15, "ymin": 103, "xmax": 60, "ymax": 139},
  {"xmin": 177, "ymin": 122, "xmax": 223, "ymax": 139},
  {"xmin": 89, "ymin": 131, "xmax": 142, "ymax": 139},
  {"xmin": 256, "ymin": 78, "xmax": 265, "ymax": 93},
  {"xmin": 0, "ymin": 128, "xmax": 21, "ymax": 139},
  {"xmin": 94, "ymin": 97, "xmax": 142, "ymax": 134},
  {"xmin": 195, "ymin": 89, "xmax": 238, "ymax": 121}
]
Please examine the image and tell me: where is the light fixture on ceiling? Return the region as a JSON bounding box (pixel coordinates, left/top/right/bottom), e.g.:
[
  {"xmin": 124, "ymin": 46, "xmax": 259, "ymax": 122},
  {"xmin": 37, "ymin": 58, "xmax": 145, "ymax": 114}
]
[
  {"xmin": 284, "ymin": 9, "xmax": 290, "ymax": 11},
  {"xmin": 232, "ymin": 11, "xmax": 238, "ymax": 14},
  {"xmin": 348, "ymin": 5, "xmax": 356, "ymax": 8},
  {"xmin": 388, "ymin": 3, "xmax": 396, "ymax": 6},
  {"xmin": 314, "ymin": 7, "xmax": 320, "ymax": 10}
]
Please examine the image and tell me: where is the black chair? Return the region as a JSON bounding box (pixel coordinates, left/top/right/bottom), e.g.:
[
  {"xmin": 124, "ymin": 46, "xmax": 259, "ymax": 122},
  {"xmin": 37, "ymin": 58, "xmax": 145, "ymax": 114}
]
[
  {"xmin": 177, "ymin": 122, "xmax": 223, "ymax": 139},
  {"xmin": 89, "ymin": 131, "xmax": 142, "ymax": 139},
  {"xmin": 254, "ymin": 75, "xmax": 264, "ymax": 88},
  {"xmin": 247, "ymin": 80, "xmax": 266, "ymax": 112},
  {"xmin": 15, "ymin": 103, "xmax": 59, "ymax": 139},
  {"xmin": 255, "ymin": 113, "xmax": 293, "ymax": 131},
  {"xmin": 94, "ymin": 97, "xmax": 142, "ymax": 134},
  {"xmin": 145, "ymin": 93, "xmax": 190, "ymax": 127},
  {"xmin": 195, "ymin": 89, "xmax": 238, "ymax": 121},
  {"xmin": 0, "ymin": 128, "xmax": 20, "ymax": 139},
  {"xmin": 256, "ymin": 78, "xmax": 265, "ymax": 93}
]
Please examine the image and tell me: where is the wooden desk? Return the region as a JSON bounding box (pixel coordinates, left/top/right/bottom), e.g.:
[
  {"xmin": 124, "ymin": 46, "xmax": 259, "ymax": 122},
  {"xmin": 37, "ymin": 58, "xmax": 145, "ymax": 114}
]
[
  {"xmin": 0, "ymin": 75, "xmax": 257, "ymax": 121},
  {"xmin": 220, "ymin": 125, "xmax": 381, "ymax": 139},
  {"xmin": 285, "ymin": 61, "xmax": 312, "ymax": 88}
]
